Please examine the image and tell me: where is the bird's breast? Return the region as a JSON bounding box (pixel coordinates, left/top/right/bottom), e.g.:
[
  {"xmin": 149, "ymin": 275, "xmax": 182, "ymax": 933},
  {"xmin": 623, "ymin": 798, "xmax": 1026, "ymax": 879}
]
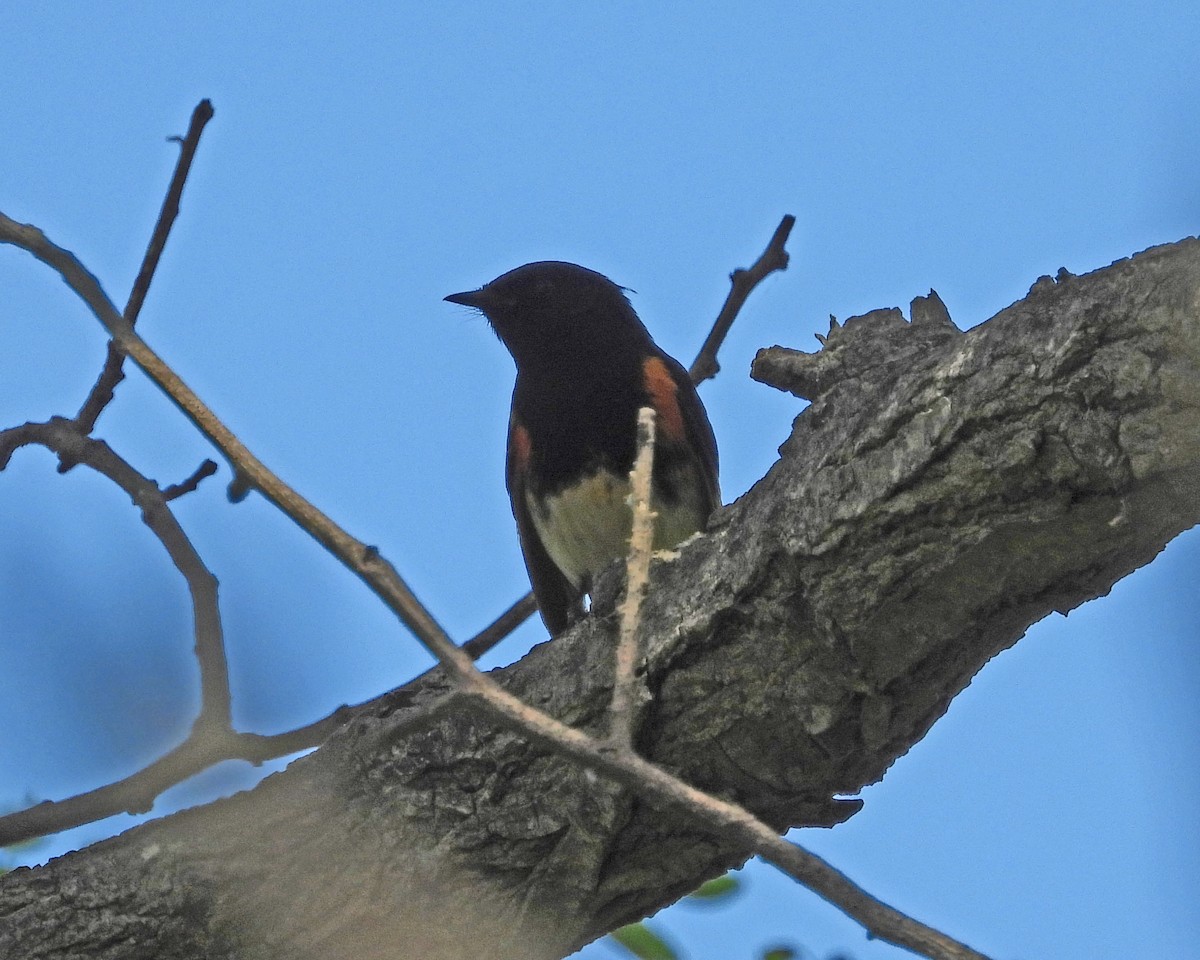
[
  {"xmin": 527, "ymin": 463, "xmax": 709, "ymax": 591},
  {"xmin": 527, "ymin": 469, "xmax": 630, "ymax": 590}
]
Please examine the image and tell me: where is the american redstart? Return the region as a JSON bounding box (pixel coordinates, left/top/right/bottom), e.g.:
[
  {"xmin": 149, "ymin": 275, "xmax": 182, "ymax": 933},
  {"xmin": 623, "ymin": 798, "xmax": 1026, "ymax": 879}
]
[{"xmin": 446, "ymin": 261, "xmax": 719, "ymax": 635}]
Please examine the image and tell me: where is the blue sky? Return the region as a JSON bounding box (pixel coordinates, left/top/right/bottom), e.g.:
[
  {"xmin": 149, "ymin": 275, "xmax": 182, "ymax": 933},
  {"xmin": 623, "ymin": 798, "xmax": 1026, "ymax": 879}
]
[{"xmin": 1, "ymin": 4, "xmax": 1197, "ymax": 958}]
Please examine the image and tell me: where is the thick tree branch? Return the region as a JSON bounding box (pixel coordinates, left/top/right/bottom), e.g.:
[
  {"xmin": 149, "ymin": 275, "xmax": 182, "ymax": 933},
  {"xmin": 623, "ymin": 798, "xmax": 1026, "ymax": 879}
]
[{"xmin": 3, "ymin": 240, "xmax": 1195, "ymax": 959}]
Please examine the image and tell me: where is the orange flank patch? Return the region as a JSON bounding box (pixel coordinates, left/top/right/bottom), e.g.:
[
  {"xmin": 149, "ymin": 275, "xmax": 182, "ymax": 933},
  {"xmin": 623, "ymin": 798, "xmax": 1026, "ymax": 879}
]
[
  {"xmin": 641, "ymin": 356, "xmax": 686, "ymax": 442},
  {"xmin": 508, "ymin": 419, "xmax": 532, "ymax": 471}
]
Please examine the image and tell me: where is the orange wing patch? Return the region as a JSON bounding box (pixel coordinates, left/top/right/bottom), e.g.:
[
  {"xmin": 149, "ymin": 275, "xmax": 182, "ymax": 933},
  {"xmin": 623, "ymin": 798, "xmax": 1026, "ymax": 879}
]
[
  {"xmin": 508, "ymin": 418, "xmax": 532, "ymax": 472},
  {"xmin": 641, "ymin": 356, "xmax": 686, "ymax": 442}
]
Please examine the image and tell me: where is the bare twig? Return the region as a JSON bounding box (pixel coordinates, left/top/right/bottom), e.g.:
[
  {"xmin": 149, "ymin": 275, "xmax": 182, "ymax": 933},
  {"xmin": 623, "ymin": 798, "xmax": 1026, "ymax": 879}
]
[
  {"xmin": 1, "ymin": 214, "xmax": 989, "ymax": 959},
  {"xmin": 75, "ymin": 100, "xmax": 215, "ymax": 434},
  {"xmin": 461, "ymin": 592, "xmax": 538, "ymax": 659},
  {"xmin": 1, "ymin": 211, "xmax": 456, "ymax": 659},
  {"xmin": 226, "ymin": 467, "xmax": 255, "ymax": 503},
  {"xmin": 689, "ymin": 214, "xmax": 795, "ymax": 384},
  {"xmin": 0, "ymin": 692, "xmax": 455, "ymax": 848},
  {"xmin": 592, "ymin": 409, "xmax": 985, "ymax": 958},
  {"xmin": 608, "ymin": 407, "xmax": 657, "ymax": 748},
  {"xmin": 0, "ymin": 584, "xmax": 537, "ymax": 847},
  {"xmin": 0, "ymin": 402, "xmax": 519, "ymax": 849},
  {"xmin": 1, "ymin": 419, "xmax": 232, "ymax": 730},
  {"xmin": 163, "ymin": 458, "xmax": 219, "ymax": 501}
]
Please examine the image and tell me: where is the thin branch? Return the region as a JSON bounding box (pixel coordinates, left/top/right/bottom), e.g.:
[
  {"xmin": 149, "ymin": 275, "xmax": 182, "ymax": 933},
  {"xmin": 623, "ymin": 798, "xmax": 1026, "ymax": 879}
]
[
  {"xmin": 460, "ymin": 592, "xmax": 538, "ymax": 659},
  {"xmin": 1, "ymin": 211, "xmax": 458, "ymax": 661},
  {"xmin": 585, "ymin": 415, "xmax": 985, "ymax": 957},
  {"xmin": 163, "ymin": 458, "xmax": 219, "ymax": 501},
  {"xmin": 689, "ymin": 214, "xmax": 796, "ymax": 384},
  {"xmin": 0, "ymin": 691, "xmax": 455, "ymax": 848},
  {"xmin": 1, "ymin": 418, "xmax": 232, "ymax": 730},
  {"xmin": 0, "ymin": 214, "xmax": 988, "ymax": 959},
  {"xmin": 0, "ymin": 585, "xmax": 535, "ymax": 847},
  {"xmin": 608, "ymin": 407, "xmax": 656, "ymax": 749},
  {"xmin": 75, "ymin": 99, "xmax": 215, "ymax": 434},
  {"xmin": 0, "ymin": 431, "xmax": 514, "ymax": 845}
]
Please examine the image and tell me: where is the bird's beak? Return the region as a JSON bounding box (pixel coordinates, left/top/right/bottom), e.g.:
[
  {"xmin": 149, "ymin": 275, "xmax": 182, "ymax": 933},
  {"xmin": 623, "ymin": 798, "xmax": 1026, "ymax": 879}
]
[{"xmin": 444, "ymin": 289, "xmax": 487, "ymax": 308}]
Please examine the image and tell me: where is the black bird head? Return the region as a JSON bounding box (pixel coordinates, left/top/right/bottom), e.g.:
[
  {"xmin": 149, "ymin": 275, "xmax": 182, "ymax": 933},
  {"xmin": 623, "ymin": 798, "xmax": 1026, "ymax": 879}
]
[{"xmin": 445, "ymin": 261, "xmax": 652, "ymax": 370}]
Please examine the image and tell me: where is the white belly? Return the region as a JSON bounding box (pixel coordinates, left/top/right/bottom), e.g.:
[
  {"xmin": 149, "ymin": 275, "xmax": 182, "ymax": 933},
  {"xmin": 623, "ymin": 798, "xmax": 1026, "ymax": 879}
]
[{"xmin": 527, "ymin": 468, "xmax": 705, "ymax": 590}]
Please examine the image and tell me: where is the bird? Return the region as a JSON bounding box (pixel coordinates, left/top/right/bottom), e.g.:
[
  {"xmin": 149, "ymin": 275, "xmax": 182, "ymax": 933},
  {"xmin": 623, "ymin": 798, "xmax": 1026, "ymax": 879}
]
[{"xmin": 445, "ymin": 261, "xmax": 720, "ymax": 636}]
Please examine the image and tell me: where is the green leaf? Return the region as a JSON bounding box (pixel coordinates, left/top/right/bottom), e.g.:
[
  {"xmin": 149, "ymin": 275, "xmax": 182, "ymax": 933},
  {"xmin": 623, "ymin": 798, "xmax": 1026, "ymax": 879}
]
[
  {"xmin": 686, "ymin": 873, "xmax": 741, "ymax": 902},
  {"xmin": 609, "ymin": 922, "xmax": 679, "ymax": 960}
]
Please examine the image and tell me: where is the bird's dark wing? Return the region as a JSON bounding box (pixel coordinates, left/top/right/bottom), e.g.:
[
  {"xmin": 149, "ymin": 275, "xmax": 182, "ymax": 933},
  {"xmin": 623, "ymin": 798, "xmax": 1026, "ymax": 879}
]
[
  {"xmin": 506, "ymin": 415, "xmax": 585, "ymax": 635},
  {"xmin": 641, "ymin": 354, "xmax": 720, "ymax": 514}
]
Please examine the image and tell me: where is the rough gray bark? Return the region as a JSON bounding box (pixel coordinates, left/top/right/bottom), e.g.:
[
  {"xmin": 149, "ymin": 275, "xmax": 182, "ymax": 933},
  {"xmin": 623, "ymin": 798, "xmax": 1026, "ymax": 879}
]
[{"xmin": 2, "ymin": 240, "xmax": 1197, "ymax": 960}]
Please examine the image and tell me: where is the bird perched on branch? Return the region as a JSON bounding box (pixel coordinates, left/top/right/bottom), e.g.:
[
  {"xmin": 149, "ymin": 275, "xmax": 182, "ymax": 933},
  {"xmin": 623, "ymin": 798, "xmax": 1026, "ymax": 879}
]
[{"xmin": 446, "ymin": 261, "xmax": 720, "ymax": 635}]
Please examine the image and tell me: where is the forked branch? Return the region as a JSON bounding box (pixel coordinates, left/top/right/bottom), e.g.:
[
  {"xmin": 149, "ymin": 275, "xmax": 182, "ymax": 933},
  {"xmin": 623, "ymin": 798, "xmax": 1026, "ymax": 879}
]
[{"xmin": 75, "ymin": 100, "xmax": 215, "ymax": 434}]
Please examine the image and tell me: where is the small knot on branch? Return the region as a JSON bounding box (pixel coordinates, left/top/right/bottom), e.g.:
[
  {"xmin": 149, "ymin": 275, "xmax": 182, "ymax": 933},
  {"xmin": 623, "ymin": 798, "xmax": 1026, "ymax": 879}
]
[{"xmin": 227, "ymin": 469, "xmax": 254, "ymax": 503}]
